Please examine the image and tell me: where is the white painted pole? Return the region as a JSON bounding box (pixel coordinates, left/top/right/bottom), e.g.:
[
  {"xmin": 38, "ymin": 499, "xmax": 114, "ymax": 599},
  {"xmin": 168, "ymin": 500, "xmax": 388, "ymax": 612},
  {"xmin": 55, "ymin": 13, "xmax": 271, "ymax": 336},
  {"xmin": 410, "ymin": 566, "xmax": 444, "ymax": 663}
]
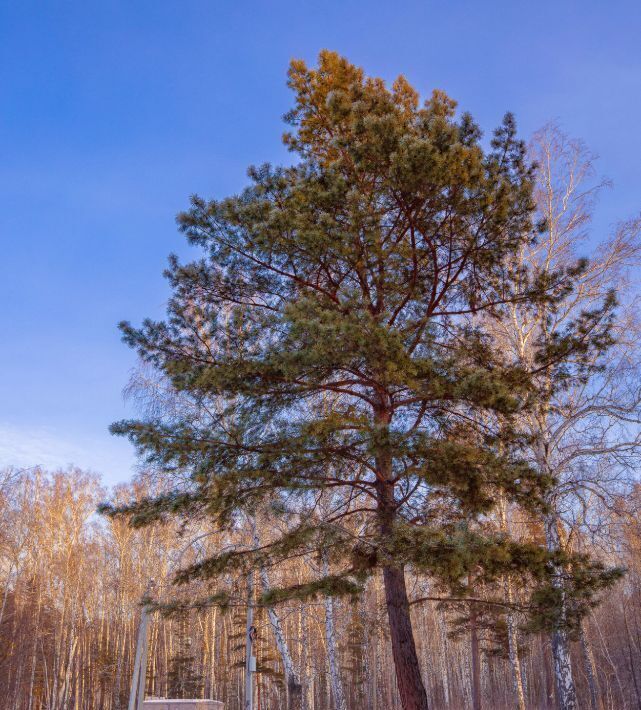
[
  {"xmin": 128, "ymin": 583, "xmax": 153, "ymax": 710},
  {"xmin": 128, "ymin": 608, "xmax": 145, "ymax": 710},
  {"xmin": 136, "ymin": 604, "xmax": 151, "ymax": 710}
]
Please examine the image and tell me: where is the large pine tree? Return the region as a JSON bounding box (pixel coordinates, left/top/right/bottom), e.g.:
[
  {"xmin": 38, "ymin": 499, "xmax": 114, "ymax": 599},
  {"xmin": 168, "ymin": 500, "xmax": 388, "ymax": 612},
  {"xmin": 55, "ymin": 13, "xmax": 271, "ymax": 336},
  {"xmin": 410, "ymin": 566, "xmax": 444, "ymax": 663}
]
[{"xmin": 108, "ymin": 53, "xmax": 620, "ymax": 710}]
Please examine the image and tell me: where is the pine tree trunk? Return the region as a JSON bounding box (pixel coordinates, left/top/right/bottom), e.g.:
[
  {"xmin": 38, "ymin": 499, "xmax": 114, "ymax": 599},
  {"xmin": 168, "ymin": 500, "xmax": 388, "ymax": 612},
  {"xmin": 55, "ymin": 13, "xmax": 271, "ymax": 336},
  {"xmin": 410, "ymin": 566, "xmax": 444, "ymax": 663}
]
[
  {"xmin": 382, "ymin": 564, "xmax": 429, "ymax": 710},
  {"xmin": 375, "ymin": 402, "xmax": 430, "ymax": 710}
]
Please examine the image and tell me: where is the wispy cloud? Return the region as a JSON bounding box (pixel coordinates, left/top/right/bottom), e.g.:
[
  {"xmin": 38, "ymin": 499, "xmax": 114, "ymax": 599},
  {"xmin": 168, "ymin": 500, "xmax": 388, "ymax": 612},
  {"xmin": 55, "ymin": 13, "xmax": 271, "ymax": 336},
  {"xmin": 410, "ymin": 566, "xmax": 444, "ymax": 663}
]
[{"xmin": 0, "ymin": 422, "xmax": 135, "ymax": 483}]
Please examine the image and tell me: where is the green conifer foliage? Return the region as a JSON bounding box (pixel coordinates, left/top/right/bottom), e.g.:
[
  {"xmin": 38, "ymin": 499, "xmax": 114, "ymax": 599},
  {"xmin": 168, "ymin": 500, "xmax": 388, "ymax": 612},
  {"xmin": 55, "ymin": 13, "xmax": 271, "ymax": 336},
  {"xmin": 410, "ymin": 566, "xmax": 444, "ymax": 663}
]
[{"xmin": 105, "ymin": 52, "xmax": 621, "ymax": 710}]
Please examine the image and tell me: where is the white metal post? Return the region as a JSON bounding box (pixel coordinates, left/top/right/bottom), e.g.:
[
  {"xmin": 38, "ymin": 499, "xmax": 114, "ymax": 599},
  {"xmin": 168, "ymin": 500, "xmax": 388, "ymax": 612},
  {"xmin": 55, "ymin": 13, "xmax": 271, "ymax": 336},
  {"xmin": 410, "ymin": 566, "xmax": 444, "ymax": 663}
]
[
  {"xmin": 128, "ymin": 583, "xmax": 153, "ymax": 710},
  {"xmin": 128, "ymin": 603, "xmax": 148, "ymax": 710},
  {"xmin": 136, "ymin": 604, "xmax": 151, "ymax": 710}
]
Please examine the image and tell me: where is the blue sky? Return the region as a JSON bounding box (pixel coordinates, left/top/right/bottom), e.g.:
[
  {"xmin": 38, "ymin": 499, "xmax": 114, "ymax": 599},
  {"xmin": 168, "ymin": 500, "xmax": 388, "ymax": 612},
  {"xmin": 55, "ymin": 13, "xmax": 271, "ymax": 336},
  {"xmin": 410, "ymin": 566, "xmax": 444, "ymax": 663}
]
[{"xmin": 1, "ymin": 0, "xmax": 640, "ymax": 485}]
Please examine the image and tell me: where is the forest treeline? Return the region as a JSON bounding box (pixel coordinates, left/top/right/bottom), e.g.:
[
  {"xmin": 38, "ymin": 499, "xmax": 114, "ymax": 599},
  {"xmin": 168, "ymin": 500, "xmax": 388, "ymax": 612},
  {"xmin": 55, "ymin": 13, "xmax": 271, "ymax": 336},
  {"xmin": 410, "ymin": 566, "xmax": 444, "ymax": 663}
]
[
  {"xmin": 4, "ymin": 53, "xmax": 641, "ymax": 710},
  {"xmin": 3, "ymin": 466, "xmax": 641, "ymax": 709}
]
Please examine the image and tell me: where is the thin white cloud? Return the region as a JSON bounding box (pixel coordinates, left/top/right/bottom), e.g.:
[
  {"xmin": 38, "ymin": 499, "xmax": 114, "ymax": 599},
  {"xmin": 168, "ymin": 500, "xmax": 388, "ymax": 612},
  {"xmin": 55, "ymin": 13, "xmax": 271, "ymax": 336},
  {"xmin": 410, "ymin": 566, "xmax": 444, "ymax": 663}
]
[{"xmin": 0, "ymin": 422, "xmax": 135, "ymax": 483}]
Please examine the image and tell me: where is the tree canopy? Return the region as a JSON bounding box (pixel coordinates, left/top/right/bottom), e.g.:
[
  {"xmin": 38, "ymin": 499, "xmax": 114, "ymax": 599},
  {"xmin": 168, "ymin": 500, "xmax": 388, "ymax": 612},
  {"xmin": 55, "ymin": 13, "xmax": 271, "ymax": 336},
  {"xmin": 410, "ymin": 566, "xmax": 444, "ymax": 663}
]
[{"xmin": 106, "ymin": 52, "xmax": 623, "ymax": 710}]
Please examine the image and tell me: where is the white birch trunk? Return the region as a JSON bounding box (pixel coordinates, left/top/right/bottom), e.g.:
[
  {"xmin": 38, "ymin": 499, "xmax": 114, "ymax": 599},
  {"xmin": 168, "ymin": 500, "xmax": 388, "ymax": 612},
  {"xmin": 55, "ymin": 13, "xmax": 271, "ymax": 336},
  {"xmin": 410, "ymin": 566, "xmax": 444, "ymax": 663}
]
[
  {"xmin": 322, "ymin": 553, "xmax": 347, "ymax": 710},
  {"xmin": 504, "ymin": 579, "xmax": 527, "ymax": 710},
  {"xmin": 251, "ymin": 521, "xmax": 302, "ymax": 709},
  {"xmin": 498, "ymin": 496, "xmax": 527, "ymax": 710},
  {"xmin": 545, "ymin": 514, "xmax": 577, "ymax": 710}
]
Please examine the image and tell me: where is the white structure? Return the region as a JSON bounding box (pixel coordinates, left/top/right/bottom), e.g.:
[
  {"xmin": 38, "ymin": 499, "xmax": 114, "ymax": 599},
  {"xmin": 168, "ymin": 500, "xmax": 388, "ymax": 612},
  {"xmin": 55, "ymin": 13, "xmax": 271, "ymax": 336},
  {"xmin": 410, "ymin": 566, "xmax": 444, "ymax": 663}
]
[{"xmin": 142, "ymin": 701, "xmax": 223, "ymax": 710}]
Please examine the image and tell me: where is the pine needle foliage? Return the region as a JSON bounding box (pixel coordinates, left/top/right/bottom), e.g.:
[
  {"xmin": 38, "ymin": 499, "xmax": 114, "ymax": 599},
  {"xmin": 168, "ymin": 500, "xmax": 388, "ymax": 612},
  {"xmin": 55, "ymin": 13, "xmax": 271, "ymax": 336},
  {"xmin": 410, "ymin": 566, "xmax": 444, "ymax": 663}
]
[{"xmin": 103, "ymin": 51, "xmax": 623, "ymax": 707}]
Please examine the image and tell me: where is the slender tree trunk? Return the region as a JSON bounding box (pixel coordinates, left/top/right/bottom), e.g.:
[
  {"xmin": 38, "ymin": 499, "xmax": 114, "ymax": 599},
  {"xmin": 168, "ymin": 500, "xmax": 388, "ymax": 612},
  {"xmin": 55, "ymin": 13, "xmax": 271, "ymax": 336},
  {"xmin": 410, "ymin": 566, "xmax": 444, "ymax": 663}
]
[
  {"xmin": 244, "ymin": 572, "xmax": 255, "ymax": 710},
  {"xmin": 0, "ymin": 564, "xmax": 14, "ymax": 629},
  {"xmin": 498, "ymin": 496, "xmax": 526, "ymax": 710},
  {"xmin": 504, "ymin": 587, "xmax": 526, "ymax": 710},
  {"xmin": 300, "ymin": 601, "xmax": 311, "ymax": 710},
  {"xmin": 322, "ymin": 552, "xmax": 347, "ymax": 710},
  {"xmin": 252, "ymin": 521, "xmax": 303, "ymax": 710},
  {"xmin": 263, "ymin": 567, "xmax": 303, "ymax": 710},
  {"xmin": 545, "ymin": 513, "xmax": 577, "ymax": 710},
  {"xmin": 592, "ymin": 613, "xmax": 624, "ymax": 705},
  {"xmin": 113, "ymin": 599, "xmax": 125, "ymax": 710},
  {"xmin": 28, "ymin": 589, "xmax": 43, "ymax": 710},
  {"xmin": 436, "ymin": 612, "xmax": 451, "ymax": 708},
  {"xmin": 469, "ymin": 597, "xmax": 482, "ymax": 710},
  {"xmin": 578, "ymin": 621, "xmax": 599, "ymax": 710},
  {"xmin": 622, "ymin": 602, "xmax": 641, "ymax": 710}
]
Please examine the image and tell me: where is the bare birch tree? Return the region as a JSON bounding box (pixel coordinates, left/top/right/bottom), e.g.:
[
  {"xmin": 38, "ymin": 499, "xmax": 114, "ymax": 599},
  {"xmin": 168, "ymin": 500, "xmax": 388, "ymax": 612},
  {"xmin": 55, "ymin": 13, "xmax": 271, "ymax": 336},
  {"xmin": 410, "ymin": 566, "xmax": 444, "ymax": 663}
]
[{"xmin": 489, "ymin": 122, "xmax": 641, "ymax": 709}]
